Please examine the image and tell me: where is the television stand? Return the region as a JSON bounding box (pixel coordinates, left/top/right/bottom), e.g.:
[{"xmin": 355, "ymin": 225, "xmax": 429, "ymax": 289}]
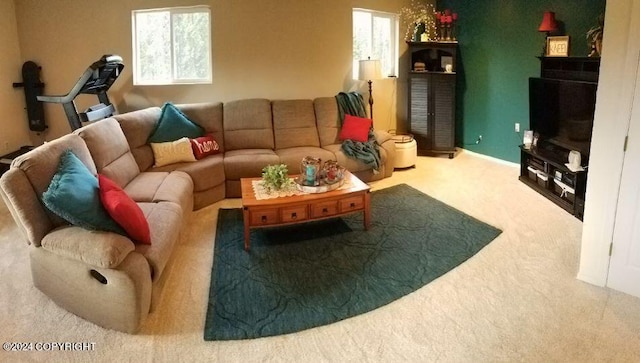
[
  {"xmin": 519, "ymin": 145, "xmax": 586, "ymax": 220},
  {"xmin": 521, "ymin": 56, "xmax": 598, "ymax": 220}
]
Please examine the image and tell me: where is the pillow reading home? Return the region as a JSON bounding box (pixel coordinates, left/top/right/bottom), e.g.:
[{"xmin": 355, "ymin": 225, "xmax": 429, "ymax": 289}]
[{"xmin": 190, "ymin": 134, "xmax": 220, "ymax": 160}]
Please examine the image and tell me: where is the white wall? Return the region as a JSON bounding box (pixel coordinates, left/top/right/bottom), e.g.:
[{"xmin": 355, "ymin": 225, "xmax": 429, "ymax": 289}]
[
  {"xmin": 0, "ymin": 0, "xmax": 33, "ymax": 153},
  {"xmin": 578, "ymin": 0, "xmax": 639, "ymax": 286}
]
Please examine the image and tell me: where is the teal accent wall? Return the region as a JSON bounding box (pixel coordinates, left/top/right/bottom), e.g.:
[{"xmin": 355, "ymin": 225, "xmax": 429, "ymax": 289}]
[{"xmin": 437, "ymin": 1, "xmax": 605, "ymax": 162}]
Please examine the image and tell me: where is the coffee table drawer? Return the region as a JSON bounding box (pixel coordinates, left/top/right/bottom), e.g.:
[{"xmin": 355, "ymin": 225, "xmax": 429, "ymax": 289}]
[
  {"xmin": 310, "ymin": 200, "xmax": 339, "ymax": 218},
  {"xmin": 250, "ymin": 208, "xmax": 279, "ymax": 225},
  {"xmin": 280, "ymin": 205, "xmax": 308, "ymax": 223},
  {"xmin": 339, "ymin": 196, "xmax": 364, "ymax": 212}
]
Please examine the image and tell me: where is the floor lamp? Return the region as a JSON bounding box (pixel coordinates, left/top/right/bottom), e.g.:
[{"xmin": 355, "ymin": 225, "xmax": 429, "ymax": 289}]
[{"xmin": 358, "ymin": 58, "xmax": 382, "ymax": 120}]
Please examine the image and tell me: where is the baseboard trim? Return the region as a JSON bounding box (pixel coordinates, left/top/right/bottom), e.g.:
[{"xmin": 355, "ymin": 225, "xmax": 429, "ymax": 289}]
[{"xmin": 459, "ymin": 148, "xmax": 519, "ymax": 168}]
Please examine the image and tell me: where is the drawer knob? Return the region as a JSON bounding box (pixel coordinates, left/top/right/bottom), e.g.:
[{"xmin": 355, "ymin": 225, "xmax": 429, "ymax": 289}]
[
  {"xmin": 291, "ymin": 212, "xmax": 297, "ymax": 220},
  {"xmin": 261, "ymin": 215, "xmax": 267, "ymax": 223},
  {"xmin": 322, "ymin": 207, "xmax": 328, "ymax": 214},
  {"xmin": 350, "ymin": 202, "xmax": 356, "ymax": 208}
]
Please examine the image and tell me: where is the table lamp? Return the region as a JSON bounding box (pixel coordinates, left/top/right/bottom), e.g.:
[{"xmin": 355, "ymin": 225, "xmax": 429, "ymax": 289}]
[{"xmin": 538, "ymin": 11, "xmax": 558, "ymax": 56}]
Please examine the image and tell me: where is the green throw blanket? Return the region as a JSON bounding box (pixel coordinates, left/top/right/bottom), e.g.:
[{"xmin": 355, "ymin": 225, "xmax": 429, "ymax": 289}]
[{"xmin": 335, "ymin": 92, "xmax": 381, "ymax": 173}]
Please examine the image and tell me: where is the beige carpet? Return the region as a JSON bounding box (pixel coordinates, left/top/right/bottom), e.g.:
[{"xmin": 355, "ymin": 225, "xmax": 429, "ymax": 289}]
[{"xmin": 1, "ymin": 150, "xmax": 640, "ymax": 362}]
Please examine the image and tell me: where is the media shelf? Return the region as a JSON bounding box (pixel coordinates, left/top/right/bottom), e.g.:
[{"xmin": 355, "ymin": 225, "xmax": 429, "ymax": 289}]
[
  {"xmin": 519, "ymin": 145, "xmax": 587, "ymax": 219},
  {"xmin": 519, "ymin": 56, "xmax": 599, "ymax": 220},
  {"xmin": 538, "ymin": 56, "xmax": 600, "ymax": 82}
]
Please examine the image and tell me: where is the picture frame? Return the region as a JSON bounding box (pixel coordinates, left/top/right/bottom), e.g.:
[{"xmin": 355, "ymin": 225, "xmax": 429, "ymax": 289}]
[{"xmin": 546, "ymin": 36, "xmax": 570, "ymax": 57}]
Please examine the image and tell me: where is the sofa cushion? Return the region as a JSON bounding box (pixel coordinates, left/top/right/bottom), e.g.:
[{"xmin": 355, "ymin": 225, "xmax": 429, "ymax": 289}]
[
  {"xmin": 41, "ymin": 225, "xmax": 136, "ymax": 269},
  {"xmin": 75, "ymin": 118, "xmax": 140, "ymax": 188},
  {"xmin": 190, "ymin": 134, "xmax": 220, "ymax": 159},
  {"xmin": 10, "ymin": 133, "xmax": 96, "ymax": 231},
  {"xmin": 153, "ymin": 154, "xmax": 225, "ymax": 193},
  {"xmin": 314, "ymin": 97, "xmax": 341, "ymax": 147},
  {"xmin": 323, "ymin": 144, "xmax": 387, "ymax": 173},
  {"xmin": 42, "ymin": 149, "xmax": 125, "ymax": 235},
  {"xmin": 150, "ymin": 138, "xmax": 196, "ymax": 167},
  {"xmin": 124, "ymin": 171, "xmax": 194, "ymax": 213},
  {"xmin": 177, "ymin": 103, "xmax": 225, "ymax": 152},
  {"xmin": 114, "ymin": 107, "xmax": 161, "ymax": 172},
  {"xmin": 136, "ymin": 202, "xmax": 183, "ymax": 281},
  {"xmin": 272, "ymin": 100, "xmax": 320, "ymax": 149},
  {"xmin": 223, "ymin": 99, "xmax": 274, "ymax": 151},
  {"xmin": 148, "ymin": 103, "xmax": 205, "ymax": 143},
  {"xmin": 98, "ymin": 174, "xmax": 151, "ymax": 244},
  {"xmin": 223, "ymin": 149, "xmax": 280, "ymax": 180},
  {"xmin": 339, "ymin": 114, "xmax": 372, "ymax": 142}
]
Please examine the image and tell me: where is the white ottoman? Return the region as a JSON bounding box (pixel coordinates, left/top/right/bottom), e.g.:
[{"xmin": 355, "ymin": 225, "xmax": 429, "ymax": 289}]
[{"xmin": 392, "ymin": 135, "xmax": 417, "ymax": 168}]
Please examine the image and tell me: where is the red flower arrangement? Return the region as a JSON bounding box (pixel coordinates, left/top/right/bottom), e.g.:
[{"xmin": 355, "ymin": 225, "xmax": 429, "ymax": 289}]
[{"xmin": 435, "ymin": 9, "xmax": 458, "ymax": 41}]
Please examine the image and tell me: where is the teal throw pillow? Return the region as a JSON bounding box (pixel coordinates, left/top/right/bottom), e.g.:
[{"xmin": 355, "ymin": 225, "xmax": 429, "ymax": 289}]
[
  {"xmin": 148, "ymin": 102, "xmax": 205, "ymax": 143},
  {"xmin": 42, "ymin": 149, "xmax": 126, "ymax": 235}
]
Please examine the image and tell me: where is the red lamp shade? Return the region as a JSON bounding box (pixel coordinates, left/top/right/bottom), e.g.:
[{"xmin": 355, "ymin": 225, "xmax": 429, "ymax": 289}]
[{"xmin": 538, "ymin": 11, "xmax": 558, "ymax": 32}]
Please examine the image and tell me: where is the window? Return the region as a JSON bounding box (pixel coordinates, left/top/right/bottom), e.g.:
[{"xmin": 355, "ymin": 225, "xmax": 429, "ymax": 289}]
[
  {"xmin": 352, "ymin": 9, "xmax": 398, "ymax": 79},
  {"xmin": 132, "ymin": 6, "xmax": 211, "ymax": 85}
]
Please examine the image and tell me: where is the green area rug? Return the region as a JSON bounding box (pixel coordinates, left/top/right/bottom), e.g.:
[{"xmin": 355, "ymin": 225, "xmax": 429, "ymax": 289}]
[{"xmin": 204, "ymin": 184, "xmax": 502, "ymax": 340}]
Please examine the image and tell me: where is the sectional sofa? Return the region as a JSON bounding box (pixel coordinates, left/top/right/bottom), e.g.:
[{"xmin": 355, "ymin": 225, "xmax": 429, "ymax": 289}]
[
  {"xmin": 116, "ymin": 97, "xmax": 396, "ymax": 209},
  {"xmin": 0, "ymin": 96, "xmax": 395, "ymax": 333}
]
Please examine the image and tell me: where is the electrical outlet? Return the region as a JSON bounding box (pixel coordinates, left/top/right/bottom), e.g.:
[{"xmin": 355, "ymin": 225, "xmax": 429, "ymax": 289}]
[{"xmin": 515, "ymin": 123, "xmax": 520, "ymax": 133}]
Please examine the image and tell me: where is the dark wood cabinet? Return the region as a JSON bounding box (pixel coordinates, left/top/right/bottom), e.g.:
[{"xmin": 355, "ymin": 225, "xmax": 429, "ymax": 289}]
[
  {"xmin": 519, "ymin": 57, "xmax": 600, "ymax": 220},
  {"xmin": 519, "ymin": 145, "xmax": 587, "ymax": 219},
  {"xmin": 407, "ymin": 41, "xmax": 457, "ymax": 158}
]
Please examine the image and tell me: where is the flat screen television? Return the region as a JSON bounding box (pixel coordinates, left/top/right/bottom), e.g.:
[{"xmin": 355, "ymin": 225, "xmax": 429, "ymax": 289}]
[{"xmin": 529, "ymin": 77, "xmax": 597, "ymax": 157}]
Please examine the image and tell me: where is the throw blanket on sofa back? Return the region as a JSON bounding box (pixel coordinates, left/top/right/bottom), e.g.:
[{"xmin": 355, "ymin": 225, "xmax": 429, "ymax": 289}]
[{"xmin": 335, "ymin": 92, "xmax": 381, "ymax": 173}]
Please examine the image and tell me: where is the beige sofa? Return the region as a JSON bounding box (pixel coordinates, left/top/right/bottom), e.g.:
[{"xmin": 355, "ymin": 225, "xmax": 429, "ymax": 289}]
[
  {"xmin": 116, "ymin": 97, "xmax": 395, "ymax": 209},
  {"xmin": 0, "ymin": 96, "xmax": 395, "ymax": 333}
]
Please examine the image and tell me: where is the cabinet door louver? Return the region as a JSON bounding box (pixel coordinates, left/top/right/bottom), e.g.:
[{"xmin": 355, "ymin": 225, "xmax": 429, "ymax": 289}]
[
  {"xmin": 410, "ymin": 77, "xmax": 430, "ymax": 149},
  {"xmin": 432, "ymin": 75, "xmax": 455, "ymax": 150}
]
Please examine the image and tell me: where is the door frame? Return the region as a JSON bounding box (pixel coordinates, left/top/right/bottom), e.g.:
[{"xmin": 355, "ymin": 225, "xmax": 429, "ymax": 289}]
[{"xmin": 578, "ymin": 0, "xmax": 640, "ymax": 286}]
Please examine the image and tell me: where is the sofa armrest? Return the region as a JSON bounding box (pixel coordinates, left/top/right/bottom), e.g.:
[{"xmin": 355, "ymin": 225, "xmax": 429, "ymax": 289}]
[
  {"xmin": 373, "ymin": 130, "xmax": 393, "ymax": 145},
  {"xmin": 41, "ymin": 226, "xmax": 136, "ymax": 269},
  {"xmin": 375, "ymin": 130, "xmax": 396, "ymax": 178}
]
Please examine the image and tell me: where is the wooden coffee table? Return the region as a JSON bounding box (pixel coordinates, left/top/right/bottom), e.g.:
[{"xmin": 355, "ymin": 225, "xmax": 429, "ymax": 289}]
[{"xmin": 240, "ymin": 170, "xmax": 371, "ymax": 251}]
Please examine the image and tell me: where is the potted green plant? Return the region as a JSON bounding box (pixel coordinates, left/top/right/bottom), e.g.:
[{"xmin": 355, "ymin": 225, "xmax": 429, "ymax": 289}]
[
  {"xmin": 586, "ymin": 14, "xmax": 604, "ymax": 57},
  {"xmin": 261, "ymin": 164, "xmax": 294, "ymax": 192}
]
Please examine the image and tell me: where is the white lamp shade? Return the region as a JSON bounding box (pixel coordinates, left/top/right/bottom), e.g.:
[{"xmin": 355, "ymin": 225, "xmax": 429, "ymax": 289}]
[{"xmin": 358, "ymin": 59, "xmax": 382, "ymax": 81}]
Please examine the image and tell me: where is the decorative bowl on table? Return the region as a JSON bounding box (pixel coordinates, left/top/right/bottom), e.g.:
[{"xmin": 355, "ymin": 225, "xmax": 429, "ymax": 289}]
[{"xmin": 294, "ymin": 172, "xmax": 345, "ymax": 194}]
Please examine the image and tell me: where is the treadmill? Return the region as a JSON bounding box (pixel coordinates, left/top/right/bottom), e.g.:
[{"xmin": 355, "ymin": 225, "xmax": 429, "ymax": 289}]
[{"xmin": 38, "ymin": 55, "xmax": 124, "ymax": 131}]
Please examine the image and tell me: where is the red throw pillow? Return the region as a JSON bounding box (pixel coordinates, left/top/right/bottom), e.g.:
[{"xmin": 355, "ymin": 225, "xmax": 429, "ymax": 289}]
[
  {"xmin": 98, "ymin": 174, "xmax": 151, "ymax": 244},
  {"xmin": 190, "ymin": 134, "xmax": 220, "ymax": 159},
  {"xmin": 339, "ymin": 114, "xmax": 372, "ymax": 143}
]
